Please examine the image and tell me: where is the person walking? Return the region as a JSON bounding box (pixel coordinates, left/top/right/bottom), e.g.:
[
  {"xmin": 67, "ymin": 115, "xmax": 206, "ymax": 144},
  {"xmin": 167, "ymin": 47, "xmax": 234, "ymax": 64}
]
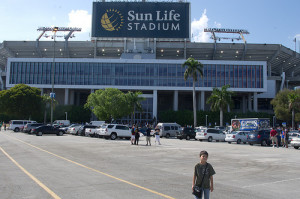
[
  {"xmin": 3, "ymin": 123, "xmax": 6, "ymax": 131},
  {"xmin": 146, "ymin": 124, "xmax": 152, "ymax": 146},
  {"xmin": 131, "ymin": 124, "xmax": 136, "ymax": 145},
  {"xmin": 281, "ymin": 128, "xmax": 286, "ymax": 148},
  {"xmin": 285, "ymin": 129, "xmax": 289, "ymax": 148},
  {"xmin": 155, "ymin": 128, "xmax": 161, "ymax": 145},
  {"xmin": 134, "ymin": 127, "xmax": 140, "ymax": 145},
  {"xmin": 192, "ymin": 150, "xmax": 216, "ymax": 199},
  {"xmin": 270, "ymin": 127, "xmax": 278, "ymax": 148}
]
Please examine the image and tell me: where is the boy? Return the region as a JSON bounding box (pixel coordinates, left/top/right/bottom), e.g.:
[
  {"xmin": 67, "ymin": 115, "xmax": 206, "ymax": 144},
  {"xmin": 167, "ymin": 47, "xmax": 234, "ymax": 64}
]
[{"xmin": 192, "ymin": 150, "xmax": 215, "ymax": 199}]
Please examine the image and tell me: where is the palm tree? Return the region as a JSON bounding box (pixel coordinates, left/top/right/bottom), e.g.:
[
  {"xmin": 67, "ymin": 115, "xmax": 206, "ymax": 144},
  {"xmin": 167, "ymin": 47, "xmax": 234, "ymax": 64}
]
[
  {"xmin": 126, "ymin": 91, "xmax": 145, "ymax": 125},
  {"xmin": 182, "ymin": 57, "xmax": 203, "ymax": 128},
  {"xmin": 288, "ymin": 92, "xmax": 300, "ymax": 130},
  {"xmin": 207, "ymin": 85, "xmax": 234, "ymax": 127},
  {"xmin": 41, "ymin": 94, "xmax": 57, "ymax": 124}
]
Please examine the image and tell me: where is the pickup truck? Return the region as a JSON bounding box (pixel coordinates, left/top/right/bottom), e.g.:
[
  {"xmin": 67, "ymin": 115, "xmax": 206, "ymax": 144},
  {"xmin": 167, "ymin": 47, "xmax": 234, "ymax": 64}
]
[
  {"xmin": 97, "ymin": 124, "xmax": 131, "ymax": 140},
  {"xmin": 32, "ymin": 125, "xmax": 65, "ymax": 136}
]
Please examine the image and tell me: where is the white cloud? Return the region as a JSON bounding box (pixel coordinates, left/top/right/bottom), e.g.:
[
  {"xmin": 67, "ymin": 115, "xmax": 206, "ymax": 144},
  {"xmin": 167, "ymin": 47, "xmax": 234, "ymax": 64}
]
[
  {"xmin": 68, "ymin": 10, "xmax": 91, "ymax": 33},
  {"xmin": 191, "ymin": 9, "xmax": 210, "ymax": 42}
]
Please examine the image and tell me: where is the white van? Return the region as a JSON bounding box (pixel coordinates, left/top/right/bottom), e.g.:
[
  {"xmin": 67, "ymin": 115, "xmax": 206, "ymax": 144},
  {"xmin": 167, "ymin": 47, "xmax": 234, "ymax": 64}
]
[
  {"xmin": 155, "ymin": 123, "xmax": 181, "ymax": 138},
  {"xmin": 90, "ymin": 121, "xmax": 105, "ymax": 126},
  {"xmin": 53, "ymin": 120, "xmax": 70, "ymax": 127},
  {"xmin": 9, "ymin": 120, "xmax": 37, "ymax": 132}
]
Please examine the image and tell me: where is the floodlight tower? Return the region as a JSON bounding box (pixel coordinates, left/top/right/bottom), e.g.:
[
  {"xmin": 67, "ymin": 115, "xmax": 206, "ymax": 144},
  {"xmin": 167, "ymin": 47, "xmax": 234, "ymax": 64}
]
[{"xmin": 37, "ymin": 27, "xmax": 81, "ymax": 125}]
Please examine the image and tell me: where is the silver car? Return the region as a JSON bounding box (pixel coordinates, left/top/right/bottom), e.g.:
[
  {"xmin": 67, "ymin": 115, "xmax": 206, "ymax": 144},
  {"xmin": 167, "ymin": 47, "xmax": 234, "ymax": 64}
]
[
  {"xmin": 225, "ymin": 131, "xmax": 248, "ymax": 144},
  {"xmin": 291, "ymin": 135, "xmax": 300, "ymax": 149}
]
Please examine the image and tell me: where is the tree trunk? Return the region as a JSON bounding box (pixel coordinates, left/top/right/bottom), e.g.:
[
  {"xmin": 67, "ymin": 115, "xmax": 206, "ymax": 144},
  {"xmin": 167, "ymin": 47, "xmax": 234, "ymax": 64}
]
[
  {"xmin": 193, "ymin": 81, "xmax": 197, "ymax": 128},
  {"xmin": 220, "ymin": 108, "xmax": 223, "ymax": 127},
  {"xmin": 292, "ymin": 108, "xmax": 295, "ymax": 130}
]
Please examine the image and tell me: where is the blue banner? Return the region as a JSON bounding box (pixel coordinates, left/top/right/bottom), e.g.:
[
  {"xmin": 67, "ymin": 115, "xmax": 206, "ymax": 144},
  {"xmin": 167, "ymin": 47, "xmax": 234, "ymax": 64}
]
[{"xmin": 92, "ymin": 2, "xmax": 190, "ymax": 38}]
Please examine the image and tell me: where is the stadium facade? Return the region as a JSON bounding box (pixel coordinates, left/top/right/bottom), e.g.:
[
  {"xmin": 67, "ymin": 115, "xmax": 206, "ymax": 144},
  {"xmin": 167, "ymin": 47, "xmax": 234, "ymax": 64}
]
[{"xmin": 0, "ymin": 1, "xmax": 300, "ymax": 124}]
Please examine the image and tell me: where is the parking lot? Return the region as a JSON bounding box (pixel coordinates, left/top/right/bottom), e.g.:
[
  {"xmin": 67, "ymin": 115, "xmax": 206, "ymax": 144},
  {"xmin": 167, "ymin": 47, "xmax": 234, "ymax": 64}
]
[{"xmin": 0, "ymin": 130, "xmax": 300, "ymax": 199}]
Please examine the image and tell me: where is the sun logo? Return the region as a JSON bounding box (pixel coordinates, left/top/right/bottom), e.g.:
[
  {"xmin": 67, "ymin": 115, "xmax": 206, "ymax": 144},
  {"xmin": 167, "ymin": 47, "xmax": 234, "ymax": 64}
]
[{"xmin": 101, "ymin": 9, "xmax": 124, "ymax": 31}]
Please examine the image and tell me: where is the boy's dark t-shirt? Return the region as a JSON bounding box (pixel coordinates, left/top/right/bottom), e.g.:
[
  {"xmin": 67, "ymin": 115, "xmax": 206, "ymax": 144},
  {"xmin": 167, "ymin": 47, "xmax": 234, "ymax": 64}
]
[{"xmin": 194, "ymin": 163, "xmax": 216, "ymax": 189}]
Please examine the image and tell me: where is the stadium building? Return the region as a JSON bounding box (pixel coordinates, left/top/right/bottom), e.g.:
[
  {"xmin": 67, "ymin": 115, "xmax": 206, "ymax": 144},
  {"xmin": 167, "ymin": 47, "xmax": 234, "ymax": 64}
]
[{"xmin": 0, "ymin": 0, "xmax": 300, "ymax": 124}]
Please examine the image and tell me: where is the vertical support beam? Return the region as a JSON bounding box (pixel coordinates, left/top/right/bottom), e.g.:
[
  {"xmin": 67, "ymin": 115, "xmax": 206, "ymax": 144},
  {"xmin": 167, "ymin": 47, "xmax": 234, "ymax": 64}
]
[
  {"xmin": 154, "ymin": 38, "xmax": 157, "ymax": 55},
  {"xmin": 64, "ymin": 88, "xmax": 69, "ymax": 105},
  {"xmin": 242, "ymin": 95, "xmax": 246, "ymax": 113},
  {"xmin": 70, "ymin": 90, "xmax": 74, "ymax": 105},
  {"xmin": 184, "ymin": 38, "xmax": 187, "ymax": 59},
  {"xmin": 94, "ymin": 40, "xmax": 97, "ymax": 58},
  {"xmin": 173, "ymin": 90, "xmax": 178, "ymax": 111},
  {"xmin": 253, "ymin": 92, "xmax": 258, "ymax": 112},
  {"xmin": 248, "ymin": 93, "xmax": 252, "ymax": 112},
  {"xmin": 124, "ymin": 37, "xmax": 127, "ymax": 52},
  {"xmin": 227, "ymin": 104, "xmax": 231, "ymax": 113},
  {"xmin": 40, "ymin": 88, "xmax": 44, "ymax": 96},
  {"xmin": 197, "ymin": 92, "xmax": 201, "ymax": 111},
  {"xmin": 76, "ymin": 92, "xmax": 80, "ymax": 106},
  {"xmin": 153, "ymin": 90, "xmax": 158, "ymax": 121},
  {"xmin": 268, "ymin": 63, "xmax": 272, "ymax": 77},
  {"xmin": 201, "ymin": 91, "xmax": 205, "ymax": 111}
]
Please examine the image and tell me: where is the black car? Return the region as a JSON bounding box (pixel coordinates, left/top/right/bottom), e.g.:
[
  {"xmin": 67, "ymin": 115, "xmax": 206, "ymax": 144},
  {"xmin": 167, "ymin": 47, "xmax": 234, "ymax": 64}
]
[
  {"xmin": 23, "ymin": 123, "xmax": 44, "ymax": 133},
  {"xmin": 77, "ymin": 125, "xmax": 97, "ymax": 136},
  {"xmin": 32, "ymin": 125, "xmax": 65, "ymax": 136},
  {"xmin": 176, "ymin": 127, "xmax": 196, "ymax": 140},
  {"xmin": 248, "ymin": 130, "xmax": 271, "ymax": 146}
]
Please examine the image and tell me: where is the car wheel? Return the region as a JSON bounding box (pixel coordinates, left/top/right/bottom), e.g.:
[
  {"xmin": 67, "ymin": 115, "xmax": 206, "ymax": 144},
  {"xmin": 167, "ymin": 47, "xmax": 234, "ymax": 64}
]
[
  {"xmin": 14, "ymin": 127, "xmax": 20, "ymax": 132},
  {"xmin": 186, "ymin": 135, "xmax": 190, "ymax": 140},
  {"xmin": 228, "ymin": 142, "xmax": 231, "ymax": 144},
  {"xmin": 237, "ymin": 139, "xmax": 241, "ymax": 144},
  {"xmin": 249, "ymin": 143, "xmax": 253, "ymax": 146},
  {"xmin": 208, "ymin": 137, "xmax": 213, "ymax": 142},
  {"xmin": 110, "ymin": 133, "xmax": 117, "ymax": 140},
  {"xmin": 199, "ymin": 139, "xmax": 203, "ymax": 142},
  {"xmin": 261, "ymin": 140, "xmax": 267, "ymax": 146},
  {"xmin": 166, "ymin": 133, "xmax": 170, "ymax": 138},
  {"xmin": 57, "ymin": 131, "xmax": 63, "ymax": 136},
  {"xmin": 37, "ymin": 132, "xmax": 43, "ymax": 136},
  {"xmin": 294, "ymin": 146, "xmax": 299, "ymax": 149}
]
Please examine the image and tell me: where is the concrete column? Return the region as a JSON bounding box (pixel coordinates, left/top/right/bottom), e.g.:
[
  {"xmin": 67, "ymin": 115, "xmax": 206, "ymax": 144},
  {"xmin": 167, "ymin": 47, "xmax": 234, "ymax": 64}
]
[
  {"xmin": 173, "ymin": 90, "xmax": 178, "ymax": 111},
  {"xmin": 70, "ymin": 90, "xmax": 74, "ymax": 105},
  {"xmin": 248, "ymin": 93, "xmax": 252, "ymax": 112},
  {"xmin": 227, "ymin": 104, "xmax": 231, "ymax": 113},
  {"xmin": 242, "ymin": 95, "xmax": 246, "ymax": 113},
  {"xmin": 64, "ymin": 88, "xmax": 69, "ymax": 105},
  {"xmin": 153, "ymin": 90, "xmax": 158, "ymax": 121},
  {"xmin": 268, "ymin": 63, "xmax": 271, "ymax": 77},
  {"xmin": 197, "ymin": 92, "xmax": 201, "ymax": 111},
  {"xmin": 40, "ymin": 88, "xmax": 44, "ymax": 96},
  {"xmin": 253, "ymin": 92, "xmax": 258, "ymax": 112},
  {"xmin": 201, "ymin": 91, "xmax": 205, "ymax": 111}
]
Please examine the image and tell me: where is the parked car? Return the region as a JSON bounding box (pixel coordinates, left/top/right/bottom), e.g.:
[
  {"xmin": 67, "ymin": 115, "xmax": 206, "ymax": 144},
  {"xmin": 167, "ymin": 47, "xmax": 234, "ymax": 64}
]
[
  {"xmin": 195, "ymin": 128, "xmax": 225, "ymax": 142},
  {"xmin": 176, "ymin": 127, "xmax": 196, "ymax": 140},
  {"xmin": 85, "ymin": 126, "xmax": 98, "ymax": 137},
  {"xmin": 225, "ymin": 131, "xmax": 248, "ymax": 144},
  {"xmin": 288, "ymin": 131, "xmax": 300, "ymax": 143},
  {"xmin": 97, "ymin": 124, "xmax": 131, "ymax": 140},
  {"xmin": 247, "ymin": 130, "xmax": 271, "ymax": 146},
  {"xmin": 69, "ymin": 124, "xmax": 83, "ymax": 135},
  {"xmin": 155, "ymin": 123, "xmax": 181, "ymax": 138},
  {"xmin": 77, "ymin": 125, "xmax": 97, "ymax": 136},
  {"xmin": 32, "ymin": 125, "xmax": 65, "ymax": 136},
  {"xmin": 290, "ymin": 135, "xmax": 300, "ymax": 149},
  {"xmin": 9, "ymin": 120, "xmax": 37, "ymax": 132},
  {"xmin": 23, "ymin": 123, "xmax": 44, "ymax": 133},
  {"xmin": 53, "ymin": 120, "xmax": 70, "ymax": 127}
]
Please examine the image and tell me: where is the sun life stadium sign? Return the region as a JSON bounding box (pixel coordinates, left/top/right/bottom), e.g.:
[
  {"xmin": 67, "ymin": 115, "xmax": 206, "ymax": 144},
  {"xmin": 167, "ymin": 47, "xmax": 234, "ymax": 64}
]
[{"xmin": 92, "ymin": 2, "xmax": 190, "ymax": 38}]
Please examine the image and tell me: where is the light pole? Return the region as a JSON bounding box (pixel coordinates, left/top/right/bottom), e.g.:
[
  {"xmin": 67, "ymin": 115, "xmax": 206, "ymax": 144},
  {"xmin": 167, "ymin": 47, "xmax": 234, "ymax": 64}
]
[
  {"xmin": 235, "ymin": 115, "xmax": 237, "ymax": 119},
  {"xmin": 205, "ymin": 115, "xmax": 208, "ymax": 127},
  {"xmin": 50, "ymin": 27, "xmax": 58, "ymax": 125},
  {"xmin": 65, "ymin": 112, "xmax": 68, "ymax": 120}
]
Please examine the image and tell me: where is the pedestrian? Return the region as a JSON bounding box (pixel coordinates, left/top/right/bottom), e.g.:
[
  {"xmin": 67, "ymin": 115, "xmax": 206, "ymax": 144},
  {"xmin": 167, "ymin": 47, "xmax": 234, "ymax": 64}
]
[
  {"xmin": 192, "ymin": 150, "xmax": 215, "ymax": 199},
  {"xmin": 146, "ymin": 124, "xmax": 152, "ymax": 146},
  {"xmin": 3, "ymin": 123, "xmax": 6, "ymax": 131},
  {"xmin": 131, "ymin": 124, "xmax": 136, "ymax": 145},
  {"xmin": 134, "ymin": 127, "xmax": 140, "ymax": 145},
  {"xmin": 281, "ymin": 128, "xmax": 285, "ymax": 148},
  {"xmin": 155, "ymin": 128, "xmax": 161, "ymax": 145},
  {"xmin": 285, "ymin": 129, "xmax": 289, "ymax": 148},
  {"xmin": 270, "ymin": 127, "xmax": 278, "ymax": 148}
]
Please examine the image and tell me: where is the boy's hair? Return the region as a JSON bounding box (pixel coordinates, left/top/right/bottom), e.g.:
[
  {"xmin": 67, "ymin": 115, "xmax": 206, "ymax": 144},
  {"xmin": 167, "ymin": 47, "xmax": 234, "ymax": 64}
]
[{"xmin": 200, "ymin": 150, "xmax": 209, "ymax": 157}]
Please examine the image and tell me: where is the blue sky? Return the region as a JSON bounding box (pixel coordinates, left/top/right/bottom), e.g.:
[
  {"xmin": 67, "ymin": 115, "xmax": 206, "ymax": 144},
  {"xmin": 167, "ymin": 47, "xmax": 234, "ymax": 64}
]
[{"xmin": 0, "ymin": 0, "xmax": 299, "ymax": 51}]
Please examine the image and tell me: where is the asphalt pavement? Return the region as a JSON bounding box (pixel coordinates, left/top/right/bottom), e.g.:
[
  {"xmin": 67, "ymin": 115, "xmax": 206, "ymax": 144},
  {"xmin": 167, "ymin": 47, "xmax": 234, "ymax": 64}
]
[{"xmin": 0, "ymin": 130, "xmax": 300, "ymax": 199}]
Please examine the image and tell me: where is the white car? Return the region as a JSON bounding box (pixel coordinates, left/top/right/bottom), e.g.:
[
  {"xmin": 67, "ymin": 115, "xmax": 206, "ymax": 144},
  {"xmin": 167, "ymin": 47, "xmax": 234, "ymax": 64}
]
[
  {"xmin": 225, "ymin": 131, "xmax": 248, "ymax": 144},
  {"xmin": 195, "ymin": 128, "xmax": 225, "ymax": 142},
  {"xmin": 97, "ymin": 124, "xmax": 131, "ymax": 140},
  {"xmin": 291, "ymin": 135, "xmax": 300, "ymax": 149},
  {"xmin": 69, "ymin": 125, "xmax": 83, "ymax": 135}
]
